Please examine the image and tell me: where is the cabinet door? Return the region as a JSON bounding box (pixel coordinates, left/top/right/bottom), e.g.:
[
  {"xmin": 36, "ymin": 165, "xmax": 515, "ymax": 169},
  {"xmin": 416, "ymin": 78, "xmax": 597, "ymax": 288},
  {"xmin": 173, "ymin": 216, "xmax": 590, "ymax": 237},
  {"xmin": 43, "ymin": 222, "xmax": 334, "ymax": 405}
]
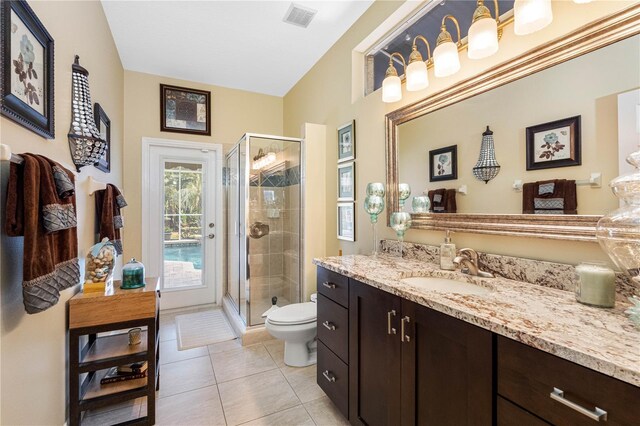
[
  {"xmin": 349, "ymin": 280, "xmax": 402, "ymax": 426},
  {"xmin": 401, "ymin": 300, "xmax": 493, "ymax": 426}
]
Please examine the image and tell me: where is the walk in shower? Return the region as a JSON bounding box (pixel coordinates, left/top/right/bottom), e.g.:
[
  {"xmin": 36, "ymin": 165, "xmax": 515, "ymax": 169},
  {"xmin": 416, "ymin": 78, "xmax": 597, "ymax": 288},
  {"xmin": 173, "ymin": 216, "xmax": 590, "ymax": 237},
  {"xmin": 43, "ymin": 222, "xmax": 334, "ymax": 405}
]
[{"xmin": 225, "ymin": 133, "xmax": 303, "ymax": 326}]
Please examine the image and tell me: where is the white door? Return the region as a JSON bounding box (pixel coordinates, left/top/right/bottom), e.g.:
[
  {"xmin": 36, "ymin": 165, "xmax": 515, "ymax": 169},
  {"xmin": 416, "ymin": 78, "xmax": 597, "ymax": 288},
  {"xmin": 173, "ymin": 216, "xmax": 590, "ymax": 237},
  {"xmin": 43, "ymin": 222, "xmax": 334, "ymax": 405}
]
[{"xmin": 143, "ymin": 139, "xmax": 222, "ymax": 309}]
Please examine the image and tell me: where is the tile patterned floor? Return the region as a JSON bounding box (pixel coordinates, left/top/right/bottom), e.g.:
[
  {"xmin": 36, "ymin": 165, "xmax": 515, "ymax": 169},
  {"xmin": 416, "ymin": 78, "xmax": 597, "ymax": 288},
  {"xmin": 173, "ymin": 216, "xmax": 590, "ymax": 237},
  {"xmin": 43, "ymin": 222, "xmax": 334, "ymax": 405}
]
[{"xmin": 82, "ymin": 307, "xmax": 349, "ymax": 425}]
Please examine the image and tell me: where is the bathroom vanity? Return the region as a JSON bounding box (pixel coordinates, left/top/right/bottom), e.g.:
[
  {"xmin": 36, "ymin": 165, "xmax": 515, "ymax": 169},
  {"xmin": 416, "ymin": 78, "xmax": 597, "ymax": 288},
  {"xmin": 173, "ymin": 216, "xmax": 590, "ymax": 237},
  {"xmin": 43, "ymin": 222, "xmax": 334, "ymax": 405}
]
[{"xmin": 315, "ymin": 257, "xmax": 640, "ymax": 426}]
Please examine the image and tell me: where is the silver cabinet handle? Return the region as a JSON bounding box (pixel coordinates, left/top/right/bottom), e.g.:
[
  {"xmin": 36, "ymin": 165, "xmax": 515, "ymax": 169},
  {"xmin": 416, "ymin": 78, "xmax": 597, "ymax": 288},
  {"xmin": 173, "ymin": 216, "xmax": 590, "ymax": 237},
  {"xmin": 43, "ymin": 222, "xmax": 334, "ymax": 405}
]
[
  {"xmin": 322, "ymin": 321, "xmax": 336, "ymax": 331},
  {"xmin": 323, "ymin": 370, "xmax": 336, "ymax": 382},
  {"xmin": 401, "ymin": 316, "xmax": 411, "ymax": 342},
  {"xmin": 387, "ymin": 310, "xmax": 397, "ymax": 335},
  {"xmin": 322, "ymin": 282, "xmax": 336, "ymax": 289},
  {"xmin": 549, "ymin": 388, "xmax": 607, "ymax": 422}
]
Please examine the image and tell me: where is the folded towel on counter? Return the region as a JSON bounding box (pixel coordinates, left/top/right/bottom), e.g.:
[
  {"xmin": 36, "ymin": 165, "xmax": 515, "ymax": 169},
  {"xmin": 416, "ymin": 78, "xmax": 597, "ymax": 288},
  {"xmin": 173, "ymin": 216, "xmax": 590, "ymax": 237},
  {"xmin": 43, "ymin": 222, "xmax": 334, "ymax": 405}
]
[
  {"xmin": 427, "ymin": 188, "xmax": 457, "ymax": 213},
  {"xmin": 95, "ymin": 184, "xmax": 127, "ymax": 255},
  {"xmin": 522, "ymin": 179, "xmax": 577, "ymax": 214},
  {"xmin": 4, "ymin": 154, "xmax": 80, "ymax": 314}
]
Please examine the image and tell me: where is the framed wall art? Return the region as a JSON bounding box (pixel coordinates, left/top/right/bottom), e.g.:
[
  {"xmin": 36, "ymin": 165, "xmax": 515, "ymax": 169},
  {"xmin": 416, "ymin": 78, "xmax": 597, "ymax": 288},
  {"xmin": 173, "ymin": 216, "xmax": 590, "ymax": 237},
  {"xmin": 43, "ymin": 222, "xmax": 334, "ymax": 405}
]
[
  {"xmin": 1, "ymin": 0, "xmax": 55, "ymax": 138},
  {"xmin": 338, "ymin": 161, "xmax": 355, "ymax": 201},
  {"xmin": 526, "ymin": 115, "xmax": 581, "ymax": 170},
  {"xmin": 337, "ymin": 202, "xmax": 355, "ymax": 241},
  {"xmin": 337, "ymin": 120, "xmax": 355, "ymax": 162},
  {"xmin": 160, "ymin": 84, "xmax": 211, "ymax": 136},
  {"xmin": 429, "ymin": 145, "xmax": 457, "ymax": 182},
  {"xmin": 94, "ymin": 103, "xmax": 110, "ymax": 172}
]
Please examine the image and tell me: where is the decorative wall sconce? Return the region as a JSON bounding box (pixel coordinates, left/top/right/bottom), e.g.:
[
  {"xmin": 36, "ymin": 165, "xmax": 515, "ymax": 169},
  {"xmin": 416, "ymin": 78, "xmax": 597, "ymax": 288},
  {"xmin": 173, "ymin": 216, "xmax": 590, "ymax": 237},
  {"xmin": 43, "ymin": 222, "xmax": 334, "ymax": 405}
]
[
  {"xmin": 467, "ymin": 0, "xmax": 500, "ymax": 60},
  {"xmin": 514, "ymin": 0, "xmax": 553, "ymax": 36},
  {"xmin": 67, "ymin": 56, "xmax": 107, "ymax": 172},
  {"xmin": 472, "ymin": 126, "xmax": 501, "ymax": 183},
  {"xmin": 380, "ymin": 0, "xmax": 569, "ymax": 103},
  {"xmin": 433, "ymin": 15, "xmax": 462, "ymax": 78}
]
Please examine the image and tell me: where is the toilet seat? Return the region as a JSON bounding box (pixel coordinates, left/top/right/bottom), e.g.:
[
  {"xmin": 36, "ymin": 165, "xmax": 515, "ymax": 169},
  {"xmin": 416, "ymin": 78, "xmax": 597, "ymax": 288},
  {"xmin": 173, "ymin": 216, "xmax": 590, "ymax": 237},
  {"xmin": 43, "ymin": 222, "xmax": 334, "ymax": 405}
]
[{"xmin": 267, "ymin": 302, "xmax": 316, "ymax": 326}]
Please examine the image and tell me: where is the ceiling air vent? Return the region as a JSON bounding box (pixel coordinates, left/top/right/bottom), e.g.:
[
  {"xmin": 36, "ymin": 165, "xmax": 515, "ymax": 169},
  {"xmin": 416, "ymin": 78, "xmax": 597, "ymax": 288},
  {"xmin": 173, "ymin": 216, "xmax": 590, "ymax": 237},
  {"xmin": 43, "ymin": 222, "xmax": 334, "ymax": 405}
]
[{"xmin": 283, "ymin": 3, "xmax": 317, "ymax": 28}]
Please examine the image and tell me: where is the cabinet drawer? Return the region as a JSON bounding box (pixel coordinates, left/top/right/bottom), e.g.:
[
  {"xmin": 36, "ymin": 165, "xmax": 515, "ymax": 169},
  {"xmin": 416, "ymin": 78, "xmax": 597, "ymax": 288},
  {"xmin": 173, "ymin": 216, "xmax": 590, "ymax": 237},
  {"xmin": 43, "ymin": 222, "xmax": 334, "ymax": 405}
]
[
  {"xmin": 317, "ymin": 294, "xmax": 348, "ymax": 363},
  {"xmin": 317, "ymin": 267, "xmax": 349, "ymax": 308},
  {"xmin": 318, "ymin": 341, "xmax": 348, "ymax": 419},
  {"xmin": 497, "ymin": 397, "xmax": 550, "ymax": 426},
  {"xmin": 498, "ymin": 336, "xmax": 640, "ymax": 426}
]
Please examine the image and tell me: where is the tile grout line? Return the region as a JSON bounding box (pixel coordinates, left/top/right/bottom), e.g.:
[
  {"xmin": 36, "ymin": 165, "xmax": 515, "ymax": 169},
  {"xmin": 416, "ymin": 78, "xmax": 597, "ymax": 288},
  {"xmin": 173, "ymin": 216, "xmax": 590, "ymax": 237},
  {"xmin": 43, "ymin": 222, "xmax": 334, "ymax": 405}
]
[{"xmin": 207, "ymin": 349, "xmax": 229, "ymax": 426}]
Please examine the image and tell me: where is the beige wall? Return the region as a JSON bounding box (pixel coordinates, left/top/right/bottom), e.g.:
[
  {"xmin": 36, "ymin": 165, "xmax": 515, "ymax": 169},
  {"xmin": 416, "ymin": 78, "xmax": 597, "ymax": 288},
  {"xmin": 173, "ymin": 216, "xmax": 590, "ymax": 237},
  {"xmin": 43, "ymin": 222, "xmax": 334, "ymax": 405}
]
[
  {"xmin": 122, "ymin": 71, "xmax": 284, "ymax": 263},
  {"xmin": 283, "ymin": 0, "xmax": 637, "ymax": 280},
  {"xmin": 399, "ymin": 35, "xmax": 639, "ymax": 215},
  {"xmin": 0, "ymin": 1, "xmax": 124, "ymax": 424}
]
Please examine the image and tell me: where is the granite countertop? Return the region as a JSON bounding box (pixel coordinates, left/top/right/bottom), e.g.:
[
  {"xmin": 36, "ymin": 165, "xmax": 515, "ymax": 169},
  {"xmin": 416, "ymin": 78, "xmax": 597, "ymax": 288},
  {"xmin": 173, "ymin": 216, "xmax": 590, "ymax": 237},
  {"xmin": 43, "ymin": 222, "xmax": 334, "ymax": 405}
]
[{"xmin": 313, "ymin": 254, "xmax": 640, "ymax": 388}]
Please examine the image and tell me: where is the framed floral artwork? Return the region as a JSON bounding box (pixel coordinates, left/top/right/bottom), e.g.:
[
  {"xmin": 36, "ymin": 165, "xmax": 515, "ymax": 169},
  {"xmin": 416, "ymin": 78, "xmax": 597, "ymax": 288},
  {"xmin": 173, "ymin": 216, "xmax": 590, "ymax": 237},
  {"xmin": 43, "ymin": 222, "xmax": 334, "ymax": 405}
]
[
  {"xmin": 526, "ymin": 116, "xmax": 581, "ymax": 170},
  {"xmin": 338, "ymin": 161, "xmax": 355, "ymax": 201},
  {"xmin": 429, "ymin": 145, "xmax": 457, "ymax": 182},
  {"xmin": 160, "ymin": 84, "xmax": 211, "ymax": 136},
  {"xmin": 337, "ymin": 120, "xmax": 355, "ymax": 163},
  {"xmin": 94, "ymin": 103, "xmax": 110, "ymax": 173},
  {"xmin": 1, "ymin": 0, "xmax": 55, "ymax": 138},
  {"xmin": 337, "ymin": 202, "xmax": 355, "ymax": 241}
]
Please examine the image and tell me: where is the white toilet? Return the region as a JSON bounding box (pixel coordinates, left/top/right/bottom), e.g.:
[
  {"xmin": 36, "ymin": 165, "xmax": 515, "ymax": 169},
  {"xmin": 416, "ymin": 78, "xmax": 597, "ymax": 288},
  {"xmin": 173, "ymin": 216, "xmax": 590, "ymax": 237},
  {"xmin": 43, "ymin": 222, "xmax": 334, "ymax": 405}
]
[{"xmin": 265, "ymin": 295, "xmax": 317, "ymax": 367}]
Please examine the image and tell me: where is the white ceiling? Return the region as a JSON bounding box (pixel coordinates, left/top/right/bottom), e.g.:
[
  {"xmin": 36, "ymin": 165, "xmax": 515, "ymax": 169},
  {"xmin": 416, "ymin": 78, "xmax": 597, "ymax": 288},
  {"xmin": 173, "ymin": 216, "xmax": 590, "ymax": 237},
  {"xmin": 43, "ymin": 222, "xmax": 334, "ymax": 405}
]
[{"xmin": 101, "ymin": 1, "xmax": 374, "ymax": 97}]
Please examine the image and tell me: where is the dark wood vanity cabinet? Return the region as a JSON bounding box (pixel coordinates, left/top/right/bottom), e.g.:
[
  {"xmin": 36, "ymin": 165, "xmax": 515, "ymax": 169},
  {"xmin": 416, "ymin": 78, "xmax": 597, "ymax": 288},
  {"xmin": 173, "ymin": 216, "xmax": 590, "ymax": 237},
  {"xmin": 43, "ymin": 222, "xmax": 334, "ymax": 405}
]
[{"xmin": 348, "ymin": 279, "xmax": 492, "ymax": 426}]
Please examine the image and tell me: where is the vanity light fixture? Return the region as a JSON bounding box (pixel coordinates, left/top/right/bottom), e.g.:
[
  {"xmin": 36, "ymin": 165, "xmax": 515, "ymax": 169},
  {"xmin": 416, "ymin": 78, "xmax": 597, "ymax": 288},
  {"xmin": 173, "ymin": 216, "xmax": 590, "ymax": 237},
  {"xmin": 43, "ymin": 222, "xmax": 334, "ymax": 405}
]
[
  {"xmin": 382, "ymin": 53, "xmax": 406, "ymax": 103},
  {"xmin": 406, "ymin": 36, "xmax": 433, "ymax": 92},
  {"xmin": 433, "ymin": 15, "xmax": 462, "ymax": 78},
  {"xmin": 252, "ymin": 149, "xmax": 277, "ymax": 170},
  {"xmin": 472, "ymin": 126, "xmax": 501, "ymax": 183},
  {"xmin": 514, "ymin": 0, "xmax": 553, "ymax": 36},
  {"xmin": 468, "ymin": 0, "xmax": 500, "ymax": 60}
]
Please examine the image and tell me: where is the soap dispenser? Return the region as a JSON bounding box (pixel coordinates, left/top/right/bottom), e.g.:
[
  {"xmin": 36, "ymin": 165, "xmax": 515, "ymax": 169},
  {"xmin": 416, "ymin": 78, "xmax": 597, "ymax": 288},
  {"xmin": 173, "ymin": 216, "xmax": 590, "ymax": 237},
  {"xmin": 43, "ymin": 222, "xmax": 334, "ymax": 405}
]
[{"xmin": 440, "ymin": 230, "xmax": 456, "ymax": 271}]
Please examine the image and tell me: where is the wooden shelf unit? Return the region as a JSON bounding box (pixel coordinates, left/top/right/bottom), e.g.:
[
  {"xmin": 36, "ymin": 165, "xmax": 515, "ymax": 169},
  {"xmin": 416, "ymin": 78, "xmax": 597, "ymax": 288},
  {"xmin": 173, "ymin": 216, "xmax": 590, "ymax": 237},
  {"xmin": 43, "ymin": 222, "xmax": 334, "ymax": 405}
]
[{"xmin": 68, "ymin": 277, "xmax": 160, "ymax": 426}]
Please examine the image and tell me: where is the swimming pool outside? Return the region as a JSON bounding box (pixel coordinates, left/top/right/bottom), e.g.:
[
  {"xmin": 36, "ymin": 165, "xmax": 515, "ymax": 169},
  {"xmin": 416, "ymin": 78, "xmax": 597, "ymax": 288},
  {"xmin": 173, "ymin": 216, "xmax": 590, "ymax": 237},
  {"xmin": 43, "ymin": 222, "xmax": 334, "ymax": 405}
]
[{"xmin": 164, "ymin": 242, "xmax": 203, "ymax": 270}]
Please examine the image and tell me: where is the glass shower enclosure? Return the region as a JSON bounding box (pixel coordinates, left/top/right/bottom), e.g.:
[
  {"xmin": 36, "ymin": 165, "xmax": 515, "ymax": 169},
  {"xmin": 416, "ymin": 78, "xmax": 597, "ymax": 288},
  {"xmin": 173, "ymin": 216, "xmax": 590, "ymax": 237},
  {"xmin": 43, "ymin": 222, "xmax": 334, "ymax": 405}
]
[{"xmin": 225, "ymin": 133, "xmax": 303, "ymax": 326}]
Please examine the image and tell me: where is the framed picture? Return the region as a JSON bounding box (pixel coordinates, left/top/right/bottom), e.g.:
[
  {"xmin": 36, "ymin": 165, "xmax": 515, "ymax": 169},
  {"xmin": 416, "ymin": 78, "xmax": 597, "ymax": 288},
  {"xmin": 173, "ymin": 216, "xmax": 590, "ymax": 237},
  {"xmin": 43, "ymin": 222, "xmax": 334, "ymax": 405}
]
[
  {"xmin": 1, "ymin": 0, "xmax": 54, "ymax": 138},
  {"xmin": 526, "ymin": 116, "xmax": 581, "ymax": 170},
  {"xmin": 337, "ymin": 202, "xmax": 355, "ymax": 241},
  {"xmin": 160, "ymin": 84, "xmax": 211, "ymax": 136},
  {"xmin": 429, "ymin": 145, "xmax": 457, "ymax": 182},
  {"xmin": 94, "ymin": 103, "xmax": 110, "ymax": 173},
  {"xmin": 337, "ymin": 120, "xmax": 355, "ymax": 163},
  {"xmin": 338, "ymin": 161, "xmax": 355, "ymax": 201}
]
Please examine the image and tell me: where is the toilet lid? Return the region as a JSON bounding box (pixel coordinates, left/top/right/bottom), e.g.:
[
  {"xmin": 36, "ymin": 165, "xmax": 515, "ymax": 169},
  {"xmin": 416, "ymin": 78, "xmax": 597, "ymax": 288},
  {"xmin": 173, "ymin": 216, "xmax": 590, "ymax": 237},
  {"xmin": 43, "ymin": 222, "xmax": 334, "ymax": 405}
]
[{"xmin": 267, "ymin": 302, "xmax": 316, "ymax": 325}]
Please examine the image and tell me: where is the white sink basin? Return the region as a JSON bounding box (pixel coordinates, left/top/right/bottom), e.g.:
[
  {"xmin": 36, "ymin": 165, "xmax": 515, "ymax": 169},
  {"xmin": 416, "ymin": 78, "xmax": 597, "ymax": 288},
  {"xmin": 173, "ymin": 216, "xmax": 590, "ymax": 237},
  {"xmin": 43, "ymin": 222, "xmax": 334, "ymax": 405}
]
[{"xmin": 401, "ymin": 276, "xmax": 491, "ymax": 296}]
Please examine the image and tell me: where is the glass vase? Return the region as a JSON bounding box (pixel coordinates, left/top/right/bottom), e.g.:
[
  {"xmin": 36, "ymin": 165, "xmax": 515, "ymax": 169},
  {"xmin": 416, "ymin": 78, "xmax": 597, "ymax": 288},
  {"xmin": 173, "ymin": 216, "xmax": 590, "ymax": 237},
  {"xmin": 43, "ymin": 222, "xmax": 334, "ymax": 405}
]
[
  {"xmin": 390, "ymin": 212, "xmax": 412, "ymax": 257},
  {"xmin": 364, "ymin": 195, "xmax": 384, "ymax": 255},
  {"xmin": 398, "ymin": 183, "xmax": 411, "ymax": 210}
]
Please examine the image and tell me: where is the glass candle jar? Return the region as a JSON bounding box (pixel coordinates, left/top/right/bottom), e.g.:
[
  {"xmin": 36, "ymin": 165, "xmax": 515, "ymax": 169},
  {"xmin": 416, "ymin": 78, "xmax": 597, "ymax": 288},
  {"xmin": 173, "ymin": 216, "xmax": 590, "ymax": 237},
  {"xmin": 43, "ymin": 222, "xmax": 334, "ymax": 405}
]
[
  {"xmin": 575, "ymin": 262, "xmax": 616, "ymax": 308},
  {"xmin": 122, "ymin": 258, "xmax": 146, "ymax": 289},
  {"xmin": 412, "ymin": 196, "xmax": 430, "ymax": 213}
]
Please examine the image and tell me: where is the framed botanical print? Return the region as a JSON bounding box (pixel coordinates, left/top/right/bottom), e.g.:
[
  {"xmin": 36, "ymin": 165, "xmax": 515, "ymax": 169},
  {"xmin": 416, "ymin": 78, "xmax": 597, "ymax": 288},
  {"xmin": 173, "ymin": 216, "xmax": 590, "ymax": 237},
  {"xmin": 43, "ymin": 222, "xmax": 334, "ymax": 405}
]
[
  {"xmin": 526, "ymin": 116, "xmax": 581, "ymax": 170},
  {"xmin": 338, "ymin": 162, "xmax": 355, "ymax": 201},
  {"xmin": 94, "ymin": 103, "xmax": 110, "ymax": 172},
  {"xmin": 429, "ymin": 145, "xmax": 457, "ymax": 182},
  {"xmin": 337, "ymin": 120, "xmax": 355, "ymax": 163},
  {"xmin": 1, "ymin": 0, "xmax": 55, "ymax": 139},
  {"xmin": 337, "ymin": 202, "xmax": 355, "ymax": 241},
  {"xmin": 160, "ymin": 84, "xmax": 211, "ymax": 136}
]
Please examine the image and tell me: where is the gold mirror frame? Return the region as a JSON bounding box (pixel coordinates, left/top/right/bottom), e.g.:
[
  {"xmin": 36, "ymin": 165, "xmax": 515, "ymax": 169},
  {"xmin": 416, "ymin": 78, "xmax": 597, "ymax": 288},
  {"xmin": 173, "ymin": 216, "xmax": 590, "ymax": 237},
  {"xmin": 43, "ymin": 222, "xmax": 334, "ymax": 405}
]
[{"xmin": 385, "ymin": 4, "xmax": 640, "ymax": 241}]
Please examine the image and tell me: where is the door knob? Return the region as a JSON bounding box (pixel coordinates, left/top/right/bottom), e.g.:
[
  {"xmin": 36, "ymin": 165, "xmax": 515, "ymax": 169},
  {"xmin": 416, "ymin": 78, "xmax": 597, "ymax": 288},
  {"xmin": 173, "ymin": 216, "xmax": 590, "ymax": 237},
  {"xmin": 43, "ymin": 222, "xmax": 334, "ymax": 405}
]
[{"xmin": 208, "ymin": 233, "xmax": 215, "ymax": 239}]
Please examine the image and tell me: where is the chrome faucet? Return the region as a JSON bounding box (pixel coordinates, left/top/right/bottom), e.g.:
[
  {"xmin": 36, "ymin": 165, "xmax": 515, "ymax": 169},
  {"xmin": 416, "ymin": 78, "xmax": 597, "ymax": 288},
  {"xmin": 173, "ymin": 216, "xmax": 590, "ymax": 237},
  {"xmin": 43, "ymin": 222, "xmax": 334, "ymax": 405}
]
[{"xmin": 453, "ymin": 248, "xmax": 494, "ymax": 278}]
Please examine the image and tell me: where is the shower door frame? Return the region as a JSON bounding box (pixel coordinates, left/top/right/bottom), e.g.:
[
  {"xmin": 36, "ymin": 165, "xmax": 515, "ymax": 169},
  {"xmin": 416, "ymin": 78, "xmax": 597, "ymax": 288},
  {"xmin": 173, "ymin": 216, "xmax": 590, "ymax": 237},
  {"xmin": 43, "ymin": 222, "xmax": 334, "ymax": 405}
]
[{"xmin": 225, "ymin": 133, "xmax": 305, "ymax": 327}]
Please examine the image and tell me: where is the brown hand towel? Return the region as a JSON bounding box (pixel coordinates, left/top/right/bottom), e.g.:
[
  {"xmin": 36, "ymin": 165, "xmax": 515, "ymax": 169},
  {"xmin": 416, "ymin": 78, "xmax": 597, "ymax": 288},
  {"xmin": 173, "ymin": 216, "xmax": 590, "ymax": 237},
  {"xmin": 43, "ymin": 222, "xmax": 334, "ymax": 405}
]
[
  {"xmin": 444, "ymin": 189, "xmax": 457, "ymax": 213},
  {"xmin": 522, "ymin": 179, "xmax": 577, "ymax": 214},
  {"xmin": 428, "ymin": 188, "xmax": 446, "ymax": 213},
  {"xmin": 95, "ymin": 184, "xmax": 126, "ymax": 254},
  {"xmin": 4, "ymin": 154, "xmax": 80, "ymax": 314}
]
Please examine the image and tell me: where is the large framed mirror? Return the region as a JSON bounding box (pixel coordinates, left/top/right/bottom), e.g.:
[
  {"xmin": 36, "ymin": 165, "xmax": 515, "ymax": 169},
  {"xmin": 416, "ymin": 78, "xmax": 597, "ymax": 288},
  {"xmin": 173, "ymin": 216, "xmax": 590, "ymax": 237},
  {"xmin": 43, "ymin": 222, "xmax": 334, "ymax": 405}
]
[{"xmin": 385, "ymin": 4, "xmax": 640, "ymax": 241}]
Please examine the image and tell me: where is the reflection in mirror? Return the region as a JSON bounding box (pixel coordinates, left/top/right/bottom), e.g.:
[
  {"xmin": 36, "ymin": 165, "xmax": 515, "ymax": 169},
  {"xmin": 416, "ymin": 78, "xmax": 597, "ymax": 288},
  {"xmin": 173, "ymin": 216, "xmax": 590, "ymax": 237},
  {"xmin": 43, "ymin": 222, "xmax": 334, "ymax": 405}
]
[{"xmin": 398, "ymin": 35, "xmax": 640, "ymax": 216}]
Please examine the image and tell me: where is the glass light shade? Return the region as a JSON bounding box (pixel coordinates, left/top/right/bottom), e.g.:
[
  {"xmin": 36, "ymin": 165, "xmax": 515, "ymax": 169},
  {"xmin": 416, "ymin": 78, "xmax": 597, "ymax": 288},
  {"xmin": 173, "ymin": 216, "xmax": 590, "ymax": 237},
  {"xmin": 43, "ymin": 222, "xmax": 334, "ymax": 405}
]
[
  {"xmin": 366, "ymin": 182, "xmax": 385, "ymax": 197},
  {"xmin": 364, "ymin": 195, "xmax": 385, "ymax": 223},
  {"xmin": 468, "ymin": 17, "xmax": 499, "ymax": 59},
  {"xmin": 412, "ymin": 196, "xmax": 430, "ymax": 213},
  {"xmin": 398, "ymin": 183, "xmax": 411, "ymax": 208},
  {"xmin": 382, "ymin": 75, "xmax": 402, "ymax": 103},
  {"xmin": 405, "ymin": 60, "xmax": 429, "ymax": 92},
  {"xmin": 433, "ymin": 42, "xmax": 460, "ymax": 77},
  {"xmin": 514, "ymin": 0, "xmax": 553, "ymax": 36},
  {"xmin": 596, "ymin": 150, "xmax": 640, "ymax": 285}
]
